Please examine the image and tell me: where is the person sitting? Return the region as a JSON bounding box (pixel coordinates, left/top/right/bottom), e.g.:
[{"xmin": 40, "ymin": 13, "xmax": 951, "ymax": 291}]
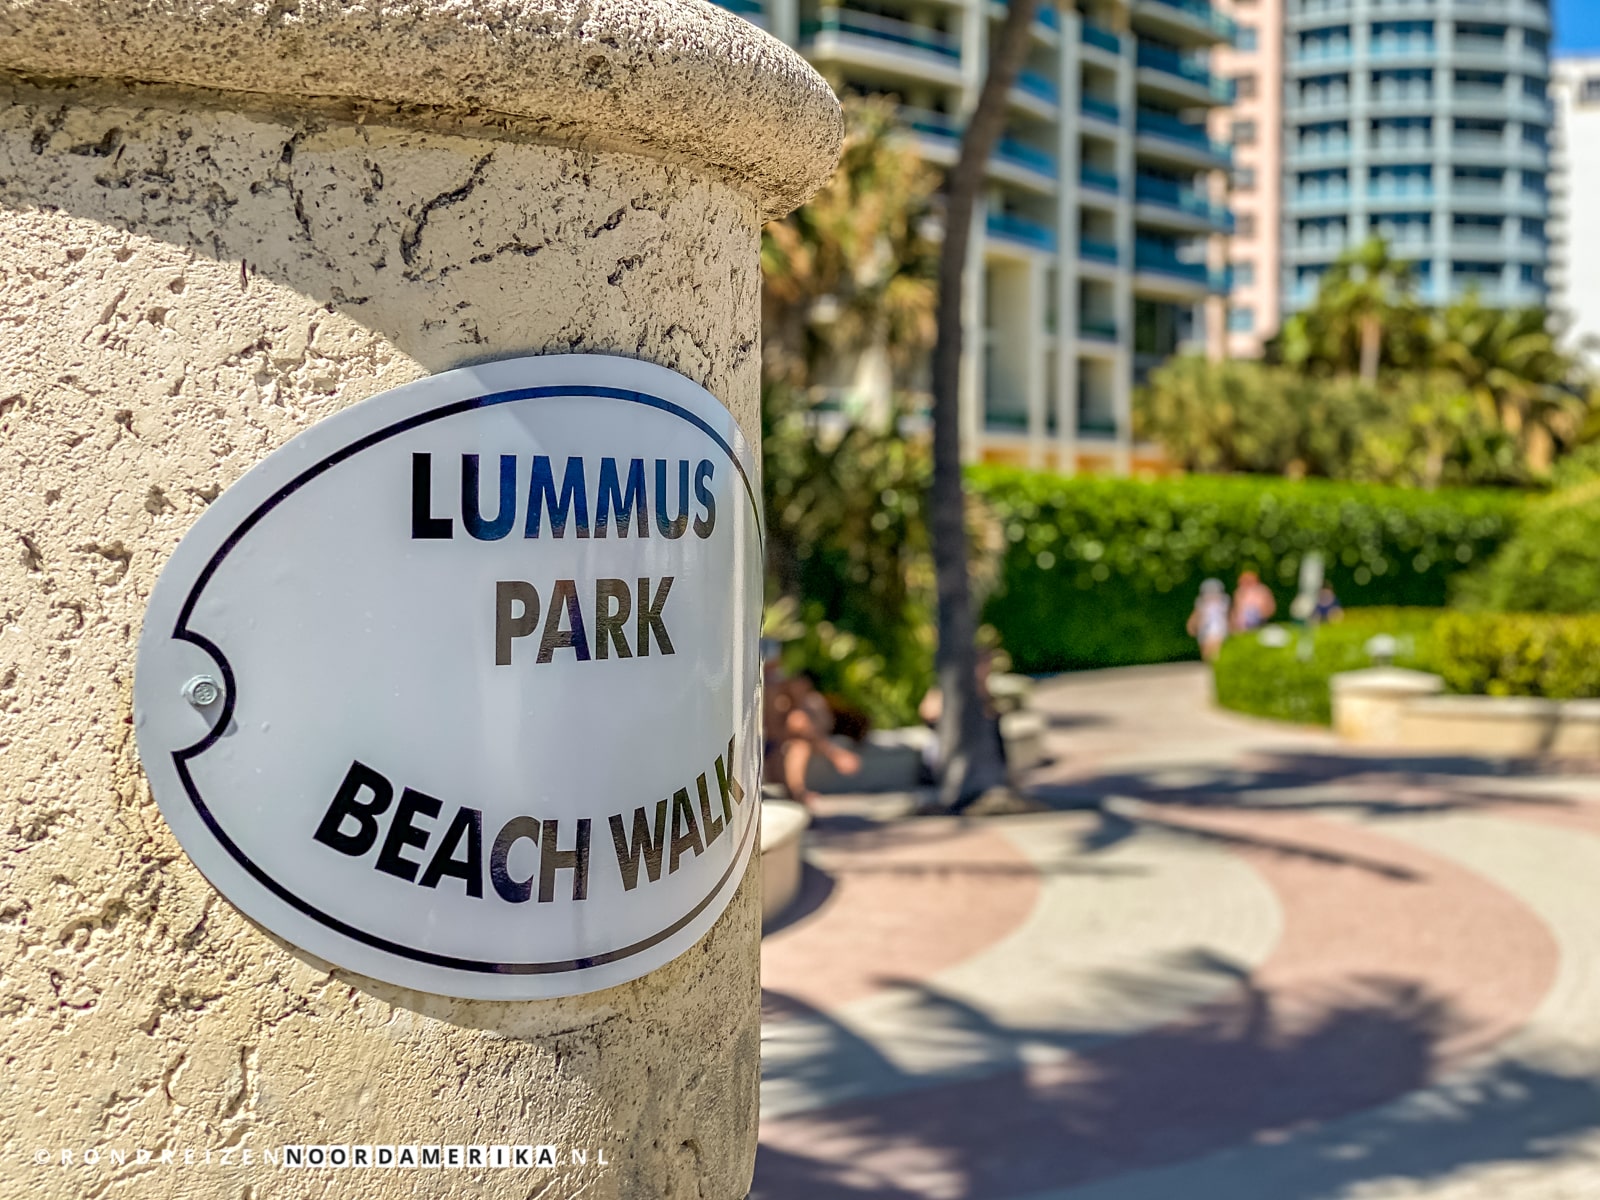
[{"xmin": 762, "ymin": 652, "xmax": 860, "ymax": 810}]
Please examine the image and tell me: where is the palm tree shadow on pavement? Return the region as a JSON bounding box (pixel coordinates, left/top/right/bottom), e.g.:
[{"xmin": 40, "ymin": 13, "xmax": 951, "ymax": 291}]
[{"xmin": 754, "ymin": 962, "xmax": 1600, "ymax": 1200}]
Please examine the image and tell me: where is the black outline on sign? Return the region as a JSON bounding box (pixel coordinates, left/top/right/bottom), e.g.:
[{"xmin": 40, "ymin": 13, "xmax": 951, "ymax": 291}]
[{"xmin": 168, "ymin": 384, "xmax": 760, "ymax": 976}]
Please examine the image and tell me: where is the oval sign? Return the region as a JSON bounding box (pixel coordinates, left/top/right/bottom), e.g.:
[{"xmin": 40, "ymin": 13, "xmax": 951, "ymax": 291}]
[{"xmin": 134, "ymin": 354, "xmax": 763, "ymax": 999}]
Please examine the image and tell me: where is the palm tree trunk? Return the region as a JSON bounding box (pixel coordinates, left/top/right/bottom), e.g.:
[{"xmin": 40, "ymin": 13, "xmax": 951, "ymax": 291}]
[
  {"xmin": 1359, "ymin": 314, "xmax": 1380, "ymax": 384},
  {"xmin": 929, "ymin": 0, "xmax": 1040, "ymax": 808}
]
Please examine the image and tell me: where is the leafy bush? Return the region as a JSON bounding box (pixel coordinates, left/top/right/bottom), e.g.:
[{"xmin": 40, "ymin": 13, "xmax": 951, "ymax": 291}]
[
  {"xmin": 1213, "ymin": 608, "xmax": 1600, "ymax": 724},
  {"xmin": 1212, "ymin": 610, "xmax": 1441, "ymax": 725},
  {"xmin": 1453, "ymin": 480, "xmax": 1600, "ymax": 614},
  {"xmin": 1430, "ymin": 611, "xmax": 1600, "ymax": 699},
  {"xmin": 970, "ymin": 469, "xmax": 1524, "ymax": 672}
]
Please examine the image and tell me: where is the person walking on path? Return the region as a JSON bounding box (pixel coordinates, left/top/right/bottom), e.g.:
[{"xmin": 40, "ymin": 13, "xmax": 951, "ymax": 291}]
[{"xmin": 1187, "ymin": 578, "xmax": 1231, "ymax": 662}]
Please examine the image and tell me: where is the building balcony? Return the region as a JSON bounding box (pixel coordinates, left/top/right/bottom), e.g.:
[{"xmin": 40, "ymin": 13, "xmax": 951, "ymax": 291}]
[
  {"xmin": 1079, "ymin": 236, "xmax": 1120, "ymax": 265},
  {"xmin": 1130, "ymin": 0, "xmax": 1234, "ymax": 47},
  {"xmin": 1289, "ymin": 187, "xmax": 1354, "ymax": 210},
  {"xmin": 1134, "ymin": 175, "xmax": 1235, "ymax": 231},
  {"xmin": 1291, "ymin": 43, "xmax": 1352, "ymax": 66},
  {"xmin": 992, "ymin": 138, "xmax": 1059, "ymax": 189},
  {"xmin": 1367, "ymin": 39, "xmax": 1436, "ymax": 62},
  {"xmin": 1081, "ymin": 94, "xmax": 1121, "ymax": 128},
  {"xmin": 710, "ymin": 0, "xmax": 766, "ymax": 21},
  {"xmin": 1288, "ymin": 140, "xmax": 1353, "ymax": 165},
  {"xmin": 1081, "ymin": 21, "xmax": 1122, "ymax": 56},
  {"xmin": 986, "ymin": 211, "xmax": 1058, "ymax": 253},
  {"xmin": 1134, "ymin": 109, "xmax": 1232, "ymax": 168},
  {"xmin": 1080, "ymin": 164, "xmax": 1121, "ymax": 195},
  {"xmin": 1079, "ymin": 316, "xmax": 1119, "ymax": 341},
  {"xmin": 1136, "ymin": 43, "xmax": 1234, "ymax": 106},
  {"xmin": 799, "ymin": 9, "xmax": 963, "ymax": 83},
  {"xmin": 1134, "ymin": 240, "xmax": 1209, "ymax": 285},
  {"xmin": 998, "ymin": 0, "xmax": 1061, "ymax": 39},
  {"xmin": 899, "ymin": 106, "xmax": 961, "ymax": 167},
  {"xmin": 1012, "ymin": 68, "xmax": 1061, "ymax": 112}
]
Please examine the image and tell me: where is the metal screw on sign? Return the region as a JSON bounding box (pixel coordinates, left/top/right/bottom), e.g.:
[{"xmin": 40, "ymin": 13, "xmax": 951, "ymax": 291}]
[{"xmin": 182, "ymin": 675, "xmax": 221, "ymax": 708}]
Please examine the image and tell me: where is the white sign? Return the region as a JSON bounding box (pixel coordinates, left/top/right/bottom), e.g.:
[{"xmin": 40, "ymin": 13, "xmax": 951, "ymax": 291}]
[{"xmin": 133, "ymin": 355, "xmax": 763, "ymax": 999}]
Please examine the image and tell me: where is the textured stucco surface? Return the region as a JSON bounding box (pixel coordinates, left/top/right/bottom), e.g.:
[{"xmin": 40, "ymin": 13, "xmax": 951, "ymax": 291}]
[
  {"xmin": 0, "ymin": 0, "xmax": 844, "ymax": 220},
  {"xmin": 0, "ymin": 75, "xmax": 790, "ymax": 1198}
]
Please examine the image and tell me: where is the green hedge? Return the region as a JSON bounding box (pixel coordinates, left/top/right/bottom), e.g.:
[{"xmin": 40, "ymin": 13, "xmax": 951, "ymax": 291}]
[
  {"xmin": 1212, "ymin": 609, "xmax": 1440, "ymax": 725},
  {"xmin": 970, "ymin": 469, "xmax": 1524, "ymax": 672},
  {"xmin": 1214, "ymin": 609, "xmax": 1600, "ymax": 725}
]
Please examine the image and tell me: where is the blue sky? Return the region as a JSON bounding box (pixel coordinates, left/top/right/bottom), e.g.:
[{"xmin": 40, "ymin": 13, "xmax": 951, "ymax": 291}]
[{"xmin": 1558, "ymin": 0, "xmax": 1600, "ymax": 53}]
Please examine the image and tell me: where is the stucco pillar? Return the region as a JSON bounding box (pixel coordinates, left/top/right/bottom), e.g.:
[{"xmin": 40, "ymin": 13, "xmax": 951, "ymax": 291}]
[{"xmin": 0, "ymin": 3, "xmax": 840, "ymax": 1197}]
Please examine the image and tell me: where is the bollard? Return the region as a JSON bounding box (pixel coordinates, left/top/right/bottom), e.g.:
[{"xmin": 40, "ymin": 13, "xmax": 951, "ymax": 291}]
[{"xmin": 0, "ymin": 2, "xmax": 840, "ymax": 1196}]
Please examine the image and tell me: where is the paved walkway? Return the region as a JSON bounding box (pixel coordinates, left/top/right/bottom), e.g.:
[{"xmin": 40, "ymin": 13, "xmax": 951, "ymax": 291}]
[{"xmin": 755, "ymin": 664, "xmax": 1600, "ymax": 1200}]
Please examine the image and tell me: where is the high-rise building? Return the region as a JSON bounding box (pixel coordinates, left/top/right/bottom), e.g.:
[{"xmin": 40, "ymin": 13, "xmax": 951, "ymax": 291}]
[
  {"xmin": 1278, "ymin": 0, "xmax": 1553, "ymax": 312},
  {"xmin": 1207, "ymin": 0, "xmax": 1284, "ymax": 355},
  {"xmin": 1551, "ymin": 56, "xmax": 1600, "ymax": 360},
  {"xmin": 719, "ymin": 0, "xmax": 1236, "ymax": 472}
]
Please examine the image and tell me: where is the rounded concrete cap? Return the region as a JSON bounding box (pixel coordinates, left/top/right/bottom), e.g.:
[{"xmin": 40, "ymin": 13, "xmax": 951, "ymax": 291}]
[{"xmin": 0, "ymin": 0, "xmax": 843, "ymax": 218}]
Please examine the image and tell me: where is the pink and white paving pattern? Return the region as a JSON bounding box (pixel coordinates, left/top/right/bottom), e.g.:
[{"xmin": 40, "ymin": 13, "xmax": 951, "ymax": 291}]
[{"xmin": 755, "ymin": 665, "xmax": 1600, "ymax": 1200}]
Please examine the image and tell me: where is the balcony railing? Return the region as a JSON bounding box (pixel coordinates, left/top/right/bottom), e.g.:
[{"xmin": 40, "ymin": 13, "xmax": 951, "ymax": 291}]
[
  {"xmin": 1135, "ymin": 109, "xmax": 1231, "ymax": 160},
  {"xmin": 800, "ymin": 9, "xmax": 960, "ymax": 60},
  {"xmin": 1079, "ymin": 236, "xmax": 1119, "ymax": 264},
  {"xmin": 1080, "ymin": 164, "xmax": 1121, "ymax": 193},
  {"xmin": 1082, "ymin": 22, "xmax": 1121, "ymax": 54},
  {"xmin": 1137, "ymin": 0, "xmax": 1236, "ymax": 42},
  {"xmin": 995, "ymin": 138, "xmax": 1058, "ymax": 178},
  {"xmin": 1079, "ymin": 316, "xmax": 1119, "ymax": 340},
  {"xmin": 1369, "ymin": 39, "xmax": 1436, "ymax": 58},
  {"xmin": 711, "ymin": 0, "xmax": 765, "ymax": 15},
  {"xmin": 1136, "ymin": 43, "xmax": 1234, "ymax": 101},
  {"xmin": 1294, "ymin": 43, "xmax": 1352, "ymax": 63},
  {"xmin": 900, "ymin": 106, "xmax": 960, "ymax": 143},
  {"xmin": 1015, "ymin": 69, "xmax": 1061, "ymax": 105},
  {"xmin": 1293, "ymin": 187, "xmax": 1354, "ymax": 204},
  {"xmin": 1135, "ymin": 175, "xmax": 1235, "ymax": 229},
  {"xmin": 1082, "ymin": 94, "xmax": 1121, "ymax": 123},
  {"xmin": 987, "ymin": 211, "xmax": 1058, "ymax": 252},
  {"xmin": 1134, "ymin": 240, "xmax": 1208, "ymax": 282},
  {"xmin": 1005, "ymin": 0, "xmax": 1061, "ymax": 32}
]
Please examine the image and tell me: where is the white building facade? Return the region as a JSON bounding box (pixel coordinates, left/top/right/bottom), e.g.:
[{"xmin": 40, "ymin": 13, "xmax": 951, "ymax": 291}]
[
  {"xmin": 722, "ymin": 0, "xmax": 1236, "ymax": 473},
  {"xmin": 1551, "ymin": 56, "xmax": 1600, "ymax": 363}
]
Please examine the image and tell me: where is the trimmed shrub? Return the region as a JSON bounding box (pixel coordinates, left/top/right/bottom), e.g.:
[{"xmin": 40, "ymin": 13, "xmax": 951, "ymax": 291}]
[
  {"xmin": 1212, "ymin": 610, "xmax": 1440, "ymax": 725},
  {"xmin": 1214, "ymin": 609, "xmax": 1600, "ymax": 725},
  {"xmin": 1430, "ymin": 611, "xmax": 1600, "ymax": 699},
  {"xmin": 971, "ymin": 469, "xmax": 1523, "ymax": 672}
]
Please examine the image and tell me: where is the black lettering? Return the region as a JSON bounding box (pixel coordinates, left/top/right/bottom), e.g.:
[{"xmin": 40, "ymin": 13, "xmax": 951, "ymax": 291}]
[
  {"xmin": 525, "ymin": 455, "xmax": 590, "ymax": 538},
  {"xmin": 696, "ymin": 772, "xmax": 725, "ymax": 846},
  {"xmin": 714, "ymin": 737, "xmax": 745, "ymax": 821},
  {"xmin": 596, "ymin": 457, "xmax": 648, "ymax": 538},
  {"xmin": 374, "ymin": 788, "xmax": 442, "ymax": 883},
  {"xmin": 461, "ymin": 453, "xmax": 517, "ymax": 540},
  {"xmin": 637, "ymin": 576, "xmax": 675, "ymax": 657},
  {"xmin": 537, "ymin": 578, "xmax": 591, "ymax": 662},
  {"xmin": 609, "ymin": 800, "xmax": 668, "ymax": 891},
  {"xmin": 693, "ymin": 460, "xmax": 716, "ymax": 538},
  {"xmin": 420, "ymin": 1147, "xmax": 441, "ymax": 1167},
  {"xmin": 411, "ymin": 453, "xmax": 453, "ymax": 539},
  {"xmin": 654, "ymin": 459, "xmax": 690, "ymax": 539},
  {"xmin": 491, "ymin": 816, "xmax": 540, "ymax": 903},
  {"xmin": 496, "ymin": 581, "xmax": 540, "ymax": 665},
  {"xmin": 668, "ymin": 787, "xmax": 704, "ymax": 873},
  {"xmin": 595, "ymin": 579, "xmax": 632, "ymax": 659},
  {"xmin": 418, "ymin": 806, "xmax": 484, "ymax": 897},
  {"xmin": 312, "ymin": 760, "xmax": 394, "ymax": 856},
  {"xmin": 538, "ymin": 819, "xmax": 591, "ymax": 902}
]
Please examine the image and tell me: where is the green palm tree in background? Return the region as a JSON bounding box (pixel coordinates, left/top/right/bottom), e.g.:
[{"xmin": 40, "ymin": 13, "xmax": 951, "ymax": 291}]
[
  {"xmin": 1282, "ymin": 236, "xmax": 1421, "ymax": 382},
  {"xmin": 760, "ymin": 96, "xmax": 939, "ymax": 403},
  {"xmin": 1429, "ymin": 297, "xmax": 1582, "ymax": 471}
]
